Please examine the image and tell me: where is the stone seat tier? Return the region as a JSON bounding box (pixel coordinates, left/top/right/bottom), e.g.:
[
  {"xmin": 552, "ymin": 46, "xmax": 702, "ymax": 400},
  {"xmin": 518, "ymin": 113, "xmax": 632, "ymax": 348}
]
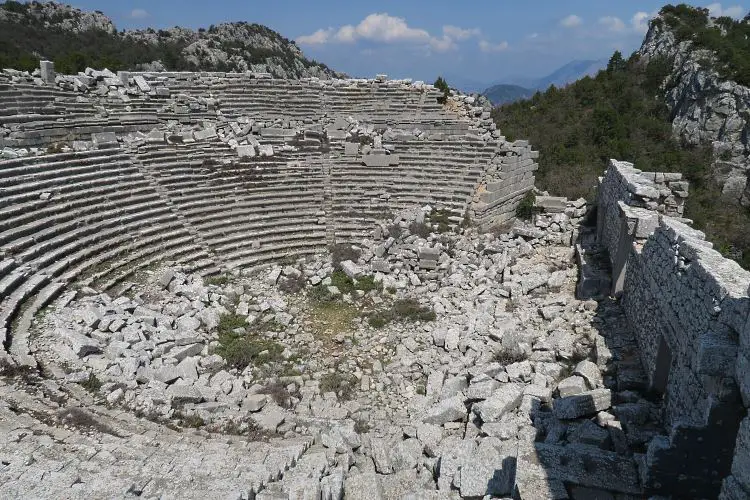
[
  {"xmin": 207, "ymin": 220, "xmax": 324, "ymax": 251},
  {"xmin": 0, "ymin": 182, "xmax": 154, "ymax": 236},
  {"xmin": 0, "ymin": 189, "xmax": 160, "ymax": 251},
  {"xmin": 0, "ymin": 389, "xmax": 316, "ymax": 498},
  {"xmin": 228, "ymin": 239, "xmax": 326, "ymax": 271}
]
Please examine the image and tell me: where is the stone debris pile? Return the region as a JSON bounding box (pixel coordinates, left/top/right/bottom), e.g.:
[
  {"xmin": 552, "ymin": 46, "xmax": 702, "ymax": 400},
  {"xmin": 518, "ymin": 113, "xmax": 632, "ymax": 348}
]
[{"xmin": 5, "ymin": 195, "xmax": 662, "ymax": 498}]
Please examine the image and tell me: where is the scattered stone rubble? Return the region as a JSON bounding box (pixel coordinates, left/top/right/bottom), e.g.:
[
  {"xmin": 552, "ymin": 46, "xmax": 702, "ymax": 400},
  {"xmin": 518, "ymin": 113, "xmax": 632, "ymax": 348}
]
[{"xmin": 1, "ymin": 197, "xmax": 666, "ymax": 498}]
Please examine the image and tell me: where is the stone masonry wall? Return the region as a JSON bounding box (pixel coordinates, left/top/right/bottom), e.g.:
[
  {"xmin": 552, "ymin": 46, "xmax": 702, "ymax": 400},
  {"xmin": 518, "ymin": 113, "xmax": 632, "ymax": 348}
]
[
  {"xmin": 470, "ymin": 139, "xmax": 539, "ymax": 229},
  {"xmin": 597, "ymin": 159, "xmax": 750, "ymax": 498}
]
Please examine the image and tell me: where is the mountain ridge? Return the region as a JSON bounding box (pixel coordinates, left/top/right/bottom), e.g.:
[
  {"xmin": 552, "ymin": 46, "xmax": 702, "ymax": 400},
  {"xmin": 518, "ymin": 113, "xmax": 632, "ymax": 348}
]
[
  {"xmin": 481, "ymin": 58, "xmax": 608, "ymax": 105},
  {"xmin": 0, "ymin": 1, "xmax": 343, "ymax": 78}
]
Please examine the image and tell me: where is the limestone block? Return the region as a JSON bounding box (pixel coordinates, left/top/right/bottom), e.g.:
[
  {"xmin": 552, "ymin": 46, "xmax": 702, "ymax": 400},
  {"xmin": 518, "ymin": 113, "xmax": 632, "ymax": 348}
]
[
  {"xmin": 344, "ymin": 473, "xmax": 385, "ymax": 500},
  {"xmin": 237, "ymin": 145, "xmax": 256, "ymax": 157},
  {"xmin": 133, "ymin": 75, "xmax": 151, "ymax": 92},
  {"xmin": 340, "ymin": 260, "xmax": 362, "ymax": 279},
  {"xmin": 536, "ymin": 196, "xmax": 568, "ymax": 213},
  {"xmin": 472, "ymin": 384, "xmax": 523, "ymax": 423},
  {"xmin": 91, "ymin": 132, "xmax": 118, "ymax": 149},
  {"xmin": 422, "ymin": 395, "xmax": 467, "ymax": 425},
  {"xmin": 40, "ymin": 60, "xmax": 55, "ymax": 84},
  {"xmin": 554, "ymin": 389, "xmax": 612, "ymax": 419},
  {"xmin": 363, "ymin": 154, "xmax": 390, "ymax": 167},
  {"xmin": 58, "ymin": 328, "xmax": 100, "ymax": 357},
  {"xmin": 344, "ymin": 142, "xmax": 359, "ymax": 156},
  {"xmin": 574, "ymin": 360, "xmax": 603, "ymax": 388},
  {"xmin": 167, "ymin": 384, "xmax": 202, "ymax": 406}
]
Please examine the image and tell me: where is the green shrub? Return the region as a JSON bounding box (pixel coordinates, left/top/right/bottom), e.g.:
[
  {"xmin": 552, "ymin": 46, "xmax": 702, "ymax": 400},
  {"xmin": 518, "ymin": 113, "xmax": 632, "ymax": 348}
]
[
  {"xmin": 80, "ymin": 373, "xmax": 102, "ymax": 393},
  {"xmin": 434, "ymin": 76, "xmax": 451, "ymax": 104},
  {"xmin": 393, "ymin": 298, "xmax": 436, "ymax": 322},
  {"xmin": 516, "ymin": 191, "xmax": 537, "ymax": 220},
  {"xmin": 205, "ymin": 274, "xmax": 230, "ymax": 286},
  {"xmin": 368, "ymin": 310, "xmax": 392, "ymax": 328},
  {"xmin": 330, "ymin": 243, "xmax": 361, "ymax": 270},
  {"xmin": 355, "ymin": 275, "xmax": 382, "ymax": 292},
  {"xmin": 319, "ymin": 372, "xmax": 357, "ymax": 400},
  {"xmin": 214, "ymin": 314, "xmax": 283, "ymax": 369},
  {"xmin": 409, "ymin": 222, "xmax": 431, "ymax": 238}
]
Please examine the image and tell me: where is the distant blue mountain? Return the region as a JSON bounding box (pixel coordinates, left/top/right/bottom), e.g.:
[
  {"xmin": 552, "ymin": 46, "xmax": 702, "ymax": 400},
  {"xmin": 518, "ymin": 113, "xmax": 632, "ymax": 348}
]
[
  {"xmin": 482, "ymin": 84, "xmax": 535, "ymax": 106},
  {"xmin": 530, "ymin": 58, "xmax": 608, "ymax": 90},
  {"xmin": 482, "ymin": 58, "xmax": 608, "ymax": 105}
]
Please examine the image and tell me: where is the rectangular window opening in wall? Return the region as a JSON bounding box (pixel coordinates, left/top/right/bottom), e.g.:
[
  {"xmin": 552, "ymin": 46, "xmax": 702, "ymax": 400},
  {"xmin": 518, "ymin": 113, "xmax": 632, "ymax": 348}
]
[{"xmin": 652, "ymin": 336, "xmax": 672, "ymax": 396}]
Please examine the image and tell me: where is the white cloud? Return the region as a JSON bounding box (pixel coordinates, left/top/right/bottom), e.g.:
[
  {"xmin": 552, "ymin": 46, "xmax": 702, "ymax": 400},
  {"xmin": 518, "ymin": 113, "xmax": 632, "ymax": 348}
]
[
  {"xmin": 335, "ymin": 25, "xmax": 357, "ymax": 43},
  {"xmin": 349, "ymin": 13, "xmax": 430, "ymax": 43},
  {"xmin": 479, "ymin": 40, "xmax": 509, "ymax": 53},
  {"xmin": 297, "ymin": 14, "xmax": 479, "ymax": 53},
  {"xmin": 631, "ymin": 12, "xmax": 653, "ymax": 34},
  {"xmin": 430, "ymin": 36, "xmax": 457, "ymax": 52},
  {"xmin": 129, "ymin": 8, "xmax": 149, "ymax": 19},
  {"xmin": 443, "ymin": 25, "xmax": 481, "ymax": 40},
  {"xmin": 560, "ymin": 15, "xmax": 583, "ymax": 28},
  {"xmin": 599, "ymin": 16, "xmax": 626, "ymax": 32},
  {"xmin": 297, "ymin": 28, "xmax": 334, "ymax": 45},
  {"xmin": 706, "ymin": 3, "xmax": 745, "ymax": 18}
]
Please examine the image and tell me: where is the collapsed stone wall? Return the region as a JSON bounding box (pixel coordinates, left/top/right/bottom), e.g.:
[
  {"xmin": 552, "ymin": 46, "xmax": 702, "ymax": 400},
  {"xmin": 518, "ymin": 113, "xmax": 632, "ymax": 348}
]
[{"xmin": 597, "ymin": 159, "xmax": 750, "ymax": 498}]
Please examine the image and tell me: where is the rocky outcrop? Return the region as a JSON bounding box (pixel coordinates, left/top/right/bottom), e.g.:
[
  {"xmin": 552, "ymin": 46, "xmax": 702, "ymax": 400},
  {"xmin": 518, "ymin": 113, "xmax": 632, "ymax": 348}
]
[
  {"xmin": 637, "ymin": 14, "xmax": 750, "ymax": 205},
  {"xmin": 0, "ymin": 2, "xmax": 342, "ymax": 79}
]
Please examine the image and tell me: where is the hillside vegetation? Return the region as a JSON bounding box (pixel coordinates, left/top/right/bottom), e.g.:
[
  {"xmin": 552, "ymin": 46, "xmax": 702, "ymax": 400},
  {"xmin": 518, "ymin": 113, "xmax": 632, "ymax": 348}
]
[
  {"xmin": 494, "ymin": 48, "xmax": 750, "ymax": 267},
  {"xmin": 658, "ymin": 4, "xmax": 750, "ymax": 86},
  {"xmin": 0, "ymin": 1, "xmax": 337, "ymax": 77},
  {"xmin": 482, "ymin": 84, "xmax": 534, "ymax": 105}
]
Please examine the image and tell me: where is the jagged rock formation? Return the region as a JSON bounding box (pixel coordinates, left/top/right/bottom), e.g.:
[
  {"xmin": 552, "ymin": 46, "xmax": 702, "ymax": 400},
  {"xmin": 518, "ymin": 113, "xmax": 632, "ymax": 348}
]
[
  {"xmin": 638, "ymin": 9, "xmax": 750, "ymax": 205},
  {"xmin": 0, "ymin": 1, "xmax": 341, "ymax": 78}
]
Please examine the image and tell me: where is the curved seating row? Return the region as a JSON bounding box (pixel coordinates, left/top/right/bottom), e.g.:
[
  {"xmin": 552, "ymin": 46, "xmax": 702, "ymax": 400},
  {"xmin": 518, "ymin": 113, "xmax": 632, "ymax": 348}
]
[{"xmin": 0, "ymin": 148, "xmax": 218, "ymax": 359}]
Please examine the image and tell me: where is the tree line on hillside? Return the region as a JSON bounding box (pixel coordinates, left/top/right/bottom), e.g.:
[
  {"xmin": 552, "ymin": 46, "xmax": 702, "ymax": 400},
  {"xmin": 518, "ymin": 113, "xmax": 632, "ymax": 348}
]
[
  {"xmin": 659, "ymin": 4, "xmax": 750, "ymax": 86},
  {"xmin": 0, "ymin": 1, "xmax": 332, "ymax": 74},
  {"xmin": 493, "ymin": 50, "xmax": 750, "ymax": 268}
]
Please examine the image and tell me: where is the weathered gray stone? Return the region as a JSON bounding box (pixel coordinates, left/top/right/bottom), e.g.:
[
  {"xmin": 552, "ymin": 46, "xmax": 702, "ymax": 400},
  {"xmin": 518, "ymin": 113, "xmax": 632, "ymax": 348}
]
[
  {"xmin": 554, "ymin": 389, "xmax": 612, "ymax": 420},
  {"xmin": 472, "ymin": 384, "xmax": 523, "ymax": 423},
  {"xmin": 422, "ymin": 395, "xmax": 466, "ymax": 425}
]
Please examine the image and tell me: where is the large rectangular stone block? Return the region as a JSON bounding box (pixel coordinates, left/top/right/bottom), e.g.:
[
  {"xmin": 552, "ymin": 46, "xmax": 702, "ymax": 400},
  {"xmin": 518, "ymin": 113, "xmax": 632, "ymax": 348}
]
[
  {"xmin": 40, "ymin": 60, "xmax": 55, "ymax": 84},
  {"xmin": 553, "ymin": 389, "xmax": 612, "ymax": 419}
]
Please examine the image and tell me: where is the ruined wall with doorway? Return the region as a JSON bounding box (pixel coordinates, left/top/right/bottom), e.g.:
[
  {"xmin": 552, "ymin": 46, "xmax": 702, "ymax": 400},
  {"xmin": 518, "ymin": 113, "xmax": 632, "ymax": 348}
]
[{"xmin": 597, "ymin": 159, "xmax": 750, "ymax": 499}]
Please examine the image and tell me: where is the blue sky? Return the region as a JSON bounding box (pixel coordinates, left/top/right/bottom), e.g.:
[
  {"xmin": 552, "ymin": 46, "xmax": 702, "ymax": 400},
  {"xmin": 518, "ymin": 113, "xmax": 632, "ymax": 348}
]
[{"xmin": 68, "ymin": 1, "xmax": 749, "ymax": 86}]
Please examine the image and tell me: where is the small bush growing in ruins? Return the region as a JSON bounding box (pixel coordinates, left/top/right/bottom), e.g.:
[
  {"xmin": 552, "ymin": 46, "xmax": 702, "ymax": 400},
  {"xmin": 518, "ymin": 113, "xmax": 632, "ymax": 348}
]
[
  {"xmin": 368, "ymin": 310, "xmax": 392, "ymax": 328},
  {"xmin": 354, "ymin": 418, "xmax": 371, "ymax": 434},
  {"xmin": 330, "ymin": 243, "xmax": 361, "ymax": 270},
  {"xmin": 46, "ymin": 142, "xmax": 67, "ymax": 154},
  {"xmin": 308, "ymin": 284, "xmax": 334, "ymax": 303},
  {"xmin": 355, "ymin": 275, "xmax": 382, "ymax": 292},
  {"xmin": 516, "ymin": 191, "xmax": 537, "ymax": 221},
  {"xmin": 80, "ymin": 373, "xmax": 102, "ymax": 393},
  {"xmin": 434, "ymin": 76, "xmax": 451, "ymax": 104},
  {"xmin": 173, "ymin": 411, "xmax": 205, "ymax": 428},
  {"xmin": 319, "ymin": 372, "xmax": 357, "ymax": 401},
  {"xmin": 409, "ymin": 222, "xmax": 432, "ymax": 238},
  {"xmin": 260, "ymin": 381, "xmax": 300, "ymax": 409},
  {"xmin": 393, "ymin": 298, "xmax": 436, "ymax": 322},
  {"xmin": 205, "ymin": 274, "xmax": 230, "ymax": 286},
  {"xmin": 57, "ymin": 407, "xmax": 121, "ymax": 437},
  {"xmin": 216, "ymin": 334, "xmax": 284, "ymax": 370},
  {"xmin": 215, "ymin": 314, "xmax": 283, "ymax": 369},
  {"xmin": 330, "ymin": 270, "xmax": 355, "ymax": 294},
  {"xmin": 278, "ymin": 274, "xmax": 306, "ymax": 294},
  {"xmin": 493, "ymin": 346, "xmax": 529, "ymax": 365},
  {"xmin": 387, "ymin": 224, "xmax": 403, "ymax": 239}
]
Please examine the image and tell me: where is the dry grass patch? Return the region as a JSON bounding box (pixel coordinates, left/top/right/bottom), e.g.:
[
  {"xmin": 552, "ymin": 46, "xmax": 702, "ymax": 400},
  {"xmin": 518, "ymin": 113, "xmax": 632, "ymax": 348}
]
[{"xmin": 306, "ymin": 300, "xmax": 359, "ymax": 341}]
